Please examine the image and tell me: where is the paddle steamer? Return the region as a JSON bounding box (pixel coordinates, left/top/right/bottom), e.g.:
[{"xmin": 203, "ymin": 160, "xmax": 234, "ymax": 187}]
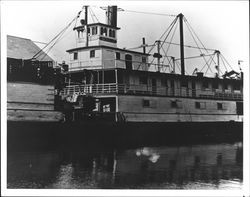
[{"xmin": 54, "ymin": 6, "xmax": 243, "ymax": 124}]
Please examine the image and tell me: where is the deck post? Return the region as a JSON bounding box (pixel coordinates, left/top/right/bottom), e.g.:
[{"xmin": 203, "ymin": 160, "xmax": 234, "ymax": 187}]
[
  {"xmin": 178, "ymin": 13, "xmax": 185, "ymax": 76},
  {"xmin": 215, "ymin": 50, "xmax": 220, "ymax": 78}
]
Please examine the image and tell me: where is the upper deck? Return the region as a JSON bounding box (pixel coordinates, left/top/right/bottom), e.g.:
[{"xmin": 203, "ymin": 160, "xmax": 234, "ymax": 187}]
[{"xmin": 60, "ymin": 68, "xmax": 243, "ymax": 101}]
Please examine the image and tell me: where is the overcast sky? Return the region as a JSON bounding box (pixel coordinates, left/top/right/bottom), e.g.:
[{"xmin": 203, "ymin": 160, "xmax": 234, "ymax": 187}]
[{"xmin": 2, "ymin": 1, "xmax": 249, "ymax": 76}]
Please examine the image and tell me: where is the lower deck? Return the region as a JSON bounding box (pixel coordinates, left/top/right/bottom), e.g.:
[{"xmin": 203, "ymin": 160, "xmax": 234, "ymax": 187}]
[{"xmin": 62, "ymin": 94, "xmax": 243, "ymax": 123}]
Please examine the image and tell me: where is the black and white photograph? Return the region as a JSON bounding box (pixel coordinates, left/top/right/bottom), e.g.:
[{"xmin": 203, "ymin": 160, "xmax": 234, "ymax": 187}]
[{"xmin": 1, "ymin": 1, "xmax": 249, "ymax": 196}]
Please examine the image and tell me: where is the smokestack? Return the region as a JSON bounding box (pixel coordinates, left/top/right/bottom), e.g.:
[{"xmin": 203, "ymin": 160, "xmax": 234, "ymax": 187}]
[
  {"xmin": 142, "ymin": 37, "xmax": 146, "ymax": 54},
  {"xmin": 106, "ymin": 6, "xmax": 117, "ymax": 27}
]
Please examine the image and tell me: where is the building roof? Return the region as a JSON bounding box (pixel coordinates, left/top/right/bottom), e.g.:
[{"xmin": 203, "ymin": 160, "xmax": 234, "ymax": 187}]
[
  {"xmin": 7, "ymin": 35, "xmax": 54, "ymax": 62},
  {"xmin": 66, "ymin": 45, "xmax": 150, "ymax": 56}
]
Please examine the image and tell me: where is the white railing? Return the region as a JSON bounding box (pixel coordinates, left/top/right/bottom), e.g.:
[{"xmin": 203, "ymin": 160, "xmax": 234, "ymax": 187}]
[{"xmin": 60, "ymin": 83, "xmax": 243, "ymax": 100}]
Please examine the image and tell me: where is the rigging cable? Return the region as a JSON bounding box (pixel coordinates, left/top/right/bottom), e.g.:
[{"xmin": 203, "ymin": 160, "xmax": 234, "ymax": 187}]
[
  {"xmin": 32, "ymin": 7, "xmax": 84, "ymax": 60},
  {"xmin": 89, "ymin": 8, "xmax": 96, "ymax": 23},
  {"xmin": 184, "ymin": 17, "xmax": 214, "ymax": 54},
  {"xmin": 90, "ymin": 7, "xmax": 100, "ymax": 23},
  {"xmin": 184, "ymin": 19, "xmax": 214, "ymax": 74},
  {"xmin": 122, "ymin": 9, "xmax": 177, "ymax": 17},
  {"xmin": 161, "ymin": 47, "xmax": 174, "ymax": 72},
  {"xmin": 204, "ymin": 53, "xmax": 216, "ymax": 75},
  {"xmin": 200, "ymin": 54, "xmax": 214, "ymax": 72},
  {"xmin": 184, "ymin": 17, "xmax": 217, "ymax": 65},
  {"xmin": 220, "ymin": 54, "xmax": 235, "ymax": 71},
  {"xmin": 160, "ymin": 41, "xmax": 216, "ymax": 51},
  {"xmin": 220, "ymin": 56, "xmax": 229, "ymax": 73},
  {"xmin": 175, "ymin": 53, "xmax": 215, "ymax": 61},
  {"xmin": 161, "ymin": 19, "xmax": 178, "ymax": 65},
  {"xmin": 149, "ymin": 16, "xmax": 178, "ymax": 67}
]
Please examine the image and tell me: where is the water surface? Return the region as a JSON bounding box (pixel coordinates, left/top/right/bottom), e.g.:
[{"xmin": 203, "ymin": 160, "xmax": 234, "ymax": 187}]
[{"xmin": 8, "ymin": 141, "xmax": 243, "ymax": 189}]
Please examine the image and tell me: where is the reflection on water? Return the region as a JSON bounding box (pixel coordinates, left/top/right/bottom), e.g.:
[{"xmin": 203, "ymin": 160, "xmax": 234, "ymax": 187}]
[{"xmin": 7, "ymin": 142, "xmax": 243, "ymax": 189}]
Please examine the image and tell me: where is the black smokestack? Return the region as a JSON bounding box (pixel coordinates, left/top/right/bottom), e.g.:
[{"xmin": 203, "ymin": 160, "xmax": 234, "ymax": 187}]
[{"xmin": 106, "ymin": 6, "xmax": 117, "ymax": 27}]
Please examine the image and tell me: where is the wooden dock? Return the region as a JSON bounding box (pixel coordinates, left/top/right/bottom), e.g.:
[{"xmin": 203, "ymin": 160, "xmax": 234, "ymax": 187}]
[{"xmin": 7, "ymin": 82, "xmax": 63, "ymax": 122}]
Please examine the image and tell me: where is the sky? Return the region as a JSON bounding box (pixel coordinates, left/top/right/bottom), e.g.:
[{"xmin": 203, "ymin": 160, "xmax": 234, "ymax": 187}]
[{"xmin": 2, "ymin": 0, "xmax": 249, "ymax": 76}]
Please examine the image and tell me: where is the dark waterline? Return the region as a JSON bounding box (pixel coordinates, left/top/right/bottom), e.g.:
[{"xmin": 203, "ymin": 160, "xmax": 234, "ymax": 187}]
[{"xmin": 7, "ymin": 122, "xmax": 243, "ymax": 189}]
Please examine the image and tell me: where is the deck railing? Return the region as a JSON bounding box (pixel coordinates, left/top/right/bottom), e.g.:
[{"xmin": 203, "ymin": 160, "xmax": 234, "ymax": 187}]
[{"xmin": 60, "ymin": 83, "xmax": 243, "ymax": 100}]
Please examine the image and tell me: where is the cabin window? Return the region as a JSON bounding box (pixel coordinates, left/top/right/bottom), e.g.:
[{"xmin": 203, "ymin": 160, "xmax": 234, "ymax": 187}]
[
  {"xmin": 92, "ymin": 26, "xmax": 97, "ymax": 35},
  {"xmin": 236, "ymin": 102, "xmax": 243, "ymax": 115},
  {"xmin": 116, "ymin": 52, "xmax": 120, "ymax": 60},
  {"xmin": 139, "ymin": 76, "xmax": 148, "ymax": 85},
  {"xmin": 181, "ymin": 79, "xmax": 188, "ymax": 88},
  {"xmin": 195, "ymin": 102, "xmax": 206, "ymax": 109},
  {"xmin": 171, "ymin": 101, "xmax": 177, "ymax": 108},
  {"xmin": 73, "ymin": 52, "xmax": 78, "ymax": 60},
  {"xmin": 223, "ymin": 83, "xmax": 228, "ymax": 90},
  {"xmin": 103, "ymin": 104, "xmax": 110, "ymax": 112},
  {"xmin": 142, "ymin": 99, "xmax": 150, "ymax": 107},
  {"xmin": 171, "ymin": 100, "xmax": 182, "ymax": 108},
  {"xmin": 217, "ymin": 103, "xmax": 223, "ymax": 110},
  {"xmin": 212, "ymin": 81, "xmax": 219, "ymax": 89},
  {"xmin": 142, "ymin": 56, "xmax": 146, "ymax": 63},
  {"xmin": 87, "ymin": 27, "xmax": 90, "ymax": 34},
  {"xmin": 202, "ymin": 81, "xmax": 209, "ymax": 89},
  {"xmin": 161, "ymin": 78, "xmax": 168, "ymax": 87},
  {"xmin": 234, "ymin": 83, "xmax": 241, "ymax": 91},
  {"xmin": 90, "ymin": 50, "xmax": 95, "ymax": 58}
]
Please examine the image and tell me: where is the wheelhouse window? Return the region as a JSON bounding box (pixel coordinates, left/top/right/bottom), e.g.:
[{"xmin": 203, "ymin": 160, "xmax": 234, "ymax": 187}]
[
  {"xmin": 90, "ymin": 50, "xmax": 95, "ymax": 58},
  {"xmin": 112, "ymin": 30, "xmax": 116, "ymax": 38},
  {"xmin": 101, "ymin": 27, "xmax": 107, "ymax": 36},
  {"xmin": 116, "ymin": 52, "xmax": 120, "ymax": 60},
  {"xmin": 109, "ymin": 29, "xmax": 115, "ymax": 38},
  {"xmin": 73, "ymin": 52, "xmax": 78, "ymax": 60},
  {"xmin": 92, "ymin": 26, "xmax": 97, "ymax": 35},
  {"xmin": 142, "ymin": 56, "xmax": 146, "ymax": 63},
  {"xmin": 139, "ymin": 76, "xmax": 148, "ymax": 85}
]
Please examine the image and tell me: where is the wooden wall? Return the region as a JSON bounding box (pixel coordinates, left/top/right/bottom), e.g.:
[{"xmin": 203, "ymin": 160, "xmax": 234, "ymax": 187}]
[
  {"xmin": 117, "ymin": 95, "xmax": 243, "ymax": 122},
  {"xmin": 7, "ymin": 82, "xmax": 63, "ymax": 122}
]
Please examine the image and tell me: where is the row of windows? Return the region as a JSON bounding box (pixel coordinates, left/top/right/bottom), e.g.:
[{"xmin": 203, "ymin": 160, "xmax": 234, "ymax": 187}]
[
  {"xmin": 139, "ymin": 76, "xmax": 241, "ymax": 91},
  {"xmin": 73, "ymin": 50, "xmax": 96, "ymax": 60},
  {"xmin": 86, "ymin": 26, "xmax": 116, "ymax": 38},
  {"xmin": 142, "ymin": 99, "xmax": 226, "ymax": 110},
  {"xmin": 73, "ymin": 51, "xmax": 147, "ymax": 61},
  {"xmin": 181, "ymin": 80, "xmax": 240, "ymax": 90},
  {"xmin": 116, "ymin": 52, "xmax": 147, "ymax": 63}
]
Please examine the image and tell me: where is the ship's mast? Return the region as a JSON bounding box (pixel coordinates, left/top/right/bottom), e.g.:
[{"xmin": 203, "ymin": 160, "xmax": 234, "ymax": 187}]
[
  {"xmin": 178, "ymin": 13, "xmax": 185, "ymax": 76},
  {"xmin": 156, "ymin": 40, "xmax": 161, "ymax": 72},
  {"xmin": 84, "ymin": 6, "xmax": 89, "ymax": 47}
]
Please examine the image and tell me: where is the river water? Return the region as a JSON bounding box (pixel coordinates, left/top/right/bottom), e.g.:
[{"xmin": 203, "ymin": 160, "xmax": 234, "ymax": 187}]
[{"xmin": 7, "ymin": 140, "xmax": 243, "ymax": 189}]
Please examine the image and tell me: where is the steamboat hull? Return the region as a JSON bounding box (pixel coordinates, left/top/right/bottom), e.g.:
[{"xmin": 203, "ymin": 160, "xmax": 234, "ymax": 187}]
[{"xmin": 7, "ymin": 120, "xmax": 243, "ymax": 151}]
